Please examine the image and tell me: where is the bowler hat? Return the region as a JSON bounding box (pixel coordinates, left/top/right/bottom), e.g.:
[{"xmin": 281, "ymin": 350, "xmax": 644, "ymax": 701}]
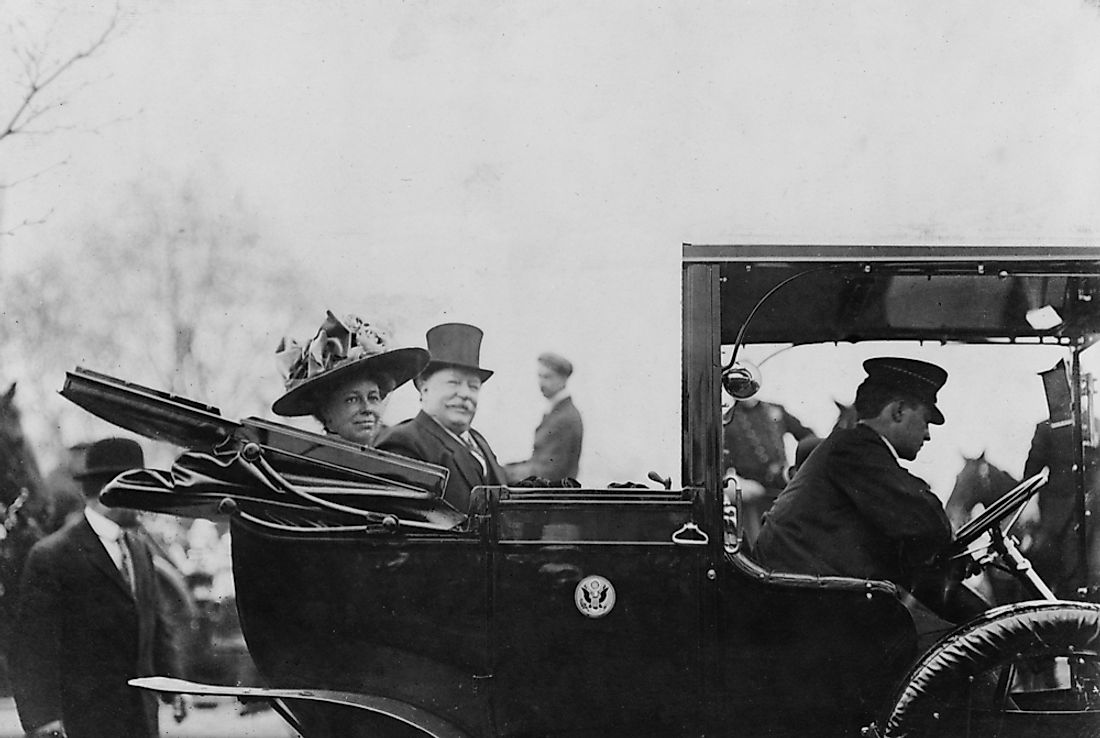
[
  {"xmin": 272, "ymin": 311, "xmax": 430, "ymax": 417},
  {"xmin": 422, "ymin": 323, "xmax": 493, "ymax": 382},
  {"xmin": 76, "ymin": 438, "xmax": 144, "ymax": 479},
  {"xmin": 862, "ymin": 357, "xmax": 947, "ymax": 425}
]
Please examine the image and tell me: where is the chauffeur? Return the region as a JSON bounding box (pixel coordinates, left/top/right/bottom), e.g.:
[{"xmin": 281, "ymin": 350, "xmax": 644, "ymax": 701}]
[
  {"xmin": 376, "ymin": 323, "xmax": 506, "ymax": 513},
  {"xmin": 754, "ymin": 358, "xmax": 956, "ymax": 600}
]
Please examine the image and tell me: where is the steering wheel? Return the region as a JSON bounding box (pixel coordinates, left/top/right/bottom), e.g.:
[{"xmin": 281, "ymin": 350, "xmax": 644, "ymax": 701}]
[{"xmin": 943, "ymin": 469, "xmax": 1048, "ymax": 558}]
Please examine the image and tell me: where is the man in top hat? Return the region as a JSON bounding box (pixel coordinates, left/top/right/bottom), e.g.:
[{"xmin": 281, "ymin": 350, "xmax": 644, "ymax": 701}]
[
  {"xmin": 11, "ymin": 438, "xmax": 183, "ymax": 738},
  {"xmin": 754, "ymin": 358, "xmax": 978, "ymax": 627},
  {"xmin": 376, "ymin": 323, "xmax": 506, "ymax": 513},
  {"xmin": 505, "ymin": 352, "xmax": 584, "ymax": 484}
]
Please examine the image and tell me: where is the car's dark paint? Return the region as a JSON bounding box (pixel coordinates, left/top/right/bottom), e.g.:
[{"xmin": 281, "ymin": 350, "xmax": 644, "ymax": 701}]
[{"xmin": 61, "ymin": 244, "xmax": 1100, "ymax": 737}]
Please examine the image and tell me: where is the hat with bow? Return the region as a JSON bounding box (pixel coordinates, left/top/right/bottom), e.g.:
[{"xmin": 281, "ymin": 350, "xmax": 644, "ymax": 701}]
[{"xmin": 272, "ymin": 311, "xmax": 430, "ymax": 417}]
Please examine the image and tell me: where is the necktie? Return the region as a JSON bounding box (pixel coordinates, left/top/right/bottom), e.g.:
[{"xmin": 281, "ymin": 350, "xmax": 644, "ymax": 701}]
[
  {"xmin": 463, "ymin": 434, "xmax": 488, "ymax": 476},
  {"xmin": 118, "ymin": 532, "xmax": 136, "ymax": 595}
]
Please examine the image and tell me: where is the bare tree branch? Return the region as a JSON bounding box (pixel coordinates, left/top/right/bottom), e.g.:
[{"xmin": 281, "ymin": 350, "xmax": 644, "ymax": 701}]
[
  {"xmin": 0, "ymin": 156, "xmax": 69, "ymax": 189},
  {"xmin": 1, "ymin": 8, "xmax": 118, "ymax": 141},
  {"xmin": 1, "ymin": 208, "xmax": 54, "ymax": 237}
]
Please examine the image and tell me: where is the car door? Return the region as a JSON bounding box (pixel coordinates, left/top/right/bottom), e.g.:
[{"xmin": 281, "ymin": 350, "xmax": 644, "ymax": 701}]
[{"xmin": 486, "ymin": 486, "xmax": 710, "ymax": 737}]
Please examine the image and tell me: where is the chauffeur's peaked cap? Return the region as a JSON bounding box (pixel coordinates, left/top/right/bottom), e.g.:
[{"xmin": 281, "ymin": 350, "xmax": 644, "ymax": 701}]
[{"xmin": 862, "ymin": 357, "xmax": 947, "ymax": 425}]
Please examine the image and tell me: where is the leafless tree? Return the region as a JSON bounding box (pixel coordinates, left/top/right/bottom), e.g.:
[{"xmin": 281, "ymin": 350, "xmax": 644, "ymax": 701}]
[
  {"xmin": 0, "ymin": 4, "xmax": 121, "ymax": 236},
  {"xmin": 0, "ymin": 174, "xmax": 316, "ymax": 467}
]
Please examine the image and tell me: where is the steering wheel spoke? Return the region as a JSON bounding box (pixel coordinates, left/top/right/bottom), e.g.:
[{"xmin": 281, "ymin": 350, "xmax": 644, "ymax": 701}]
[
  {"xmin": 947, "ymin": 469, "xmax": 1048, "ymax": 555},
  {"xmin": 942, "ymin": 469, "xmax": 1057, "ymax": 601}
]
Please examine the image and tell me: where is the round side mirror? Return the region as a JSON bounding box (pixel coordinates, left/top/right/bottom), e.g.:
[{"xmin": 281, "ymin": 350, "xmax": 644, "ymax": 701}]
[{"xmin": 722, "ymin": 361, "xmax": 762, "ymax": 399}]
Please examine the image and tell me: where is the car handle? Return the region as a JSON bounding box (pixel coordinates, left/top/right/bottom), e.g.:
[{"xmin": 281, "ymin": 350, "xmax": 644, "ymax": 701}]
[{"xmin": 672, "ymin": 521, "xmax": 709, "ymax": 546}]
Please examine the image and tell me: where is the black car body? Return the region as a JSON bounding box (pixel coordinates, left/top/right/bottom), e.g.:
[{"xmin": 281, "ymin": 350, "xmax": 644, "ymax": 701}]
[{"xmin": 62, "ymin": 244, "xmax": 1100, "ymax": 737}]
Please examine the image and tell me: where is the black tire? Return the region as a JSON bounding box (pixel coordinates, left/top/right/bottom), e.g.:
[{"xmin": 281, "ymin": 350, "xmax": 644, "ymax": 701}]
[{"xmin": 884, "ymin": 600, "xmax": 1100, "ymax": 738}]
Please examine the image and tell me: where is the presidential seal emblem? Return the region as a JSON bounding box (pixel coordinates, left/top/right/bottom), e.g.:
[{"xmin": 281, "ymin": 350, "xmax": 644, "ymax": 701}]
[{"xmin": 574, "ymin": 575, "xmax": 616, "ymax": 618}]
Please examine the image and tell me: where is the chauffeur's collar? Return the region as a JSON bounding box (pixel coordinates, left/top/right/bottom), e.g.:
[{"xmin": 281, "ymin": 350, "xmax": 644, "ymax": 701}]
[{"xmin": 858, "ymin": 421, "xmax": 901, "ymax": 463}]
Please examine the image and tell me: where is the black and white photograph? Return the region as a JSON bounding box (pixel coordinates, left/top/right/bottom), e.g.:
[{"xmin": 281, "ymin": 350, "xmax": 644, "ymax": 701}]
[{"xmin": 0, "ymin": 2, "xmax": 1099, "ymax": 736}]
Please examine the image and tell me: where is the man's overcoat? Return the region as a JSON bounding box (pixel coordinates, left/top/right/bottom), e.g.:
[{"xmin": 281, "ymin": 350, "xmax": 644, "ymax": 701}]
[
  {"xmin": 11, "ymin": 515, "xmax": 178, "ymax": 738},
  {"xmin": 507, "ymin": 396, "xmax": 584, "ymax": 482},
  {"xmin": 377, "ymin": 410, "xmax": 506, "ymax": 513}
]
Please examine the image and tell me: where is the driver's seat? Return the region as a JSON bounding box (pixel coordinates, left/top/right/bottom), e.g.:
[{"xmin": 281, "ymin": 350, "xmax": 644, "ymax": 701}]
[{"xmin": 719, "ymin": 549, "xmax": 919, "ymax": 737}]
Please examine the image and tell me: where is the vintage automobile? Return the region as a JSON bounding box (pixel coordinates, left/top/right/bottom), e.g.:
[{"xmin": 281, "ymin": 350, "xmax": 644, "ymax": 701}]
[{"xmin": 60, "ymin": 245, "xmax": 1099, "ymax": 737}]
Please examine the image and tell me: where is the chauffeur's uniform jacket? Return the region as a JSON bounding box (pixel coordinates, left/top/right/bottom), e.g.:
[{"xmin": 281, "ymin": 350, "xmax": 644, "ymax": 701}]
[
  {"xmin": 12, "ymin": 515, "xmax": 178, "ymax": 738},
  {"xmin": 754, "ymin": 423, "xmax": 952, "ymax": 589},
  {"xmin": 377, "ymin": 410, "xmax": 506, "ymax": 514}
]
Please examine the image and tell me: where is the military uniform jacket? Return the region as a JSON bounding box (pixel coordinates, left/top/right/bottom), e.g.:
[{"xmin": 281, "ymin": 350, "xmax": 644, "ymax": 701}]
[
  {"xmin": 11, "ymin": 515, "xmax": 178, "ymax": 738},
  {"xmin": 506, "ymin": 396, "xmax": 584, "ymax": 482},
  {"xmin": 376, "ymin": 411, "xmax": 506, "ymax": 514},
  {"xmin": 722, "ymin": 401, "xmax": 814, "ymax": 490},
  {"xmin": 754, "ymin": 424, "xmax": 951, "ymax": 588}
]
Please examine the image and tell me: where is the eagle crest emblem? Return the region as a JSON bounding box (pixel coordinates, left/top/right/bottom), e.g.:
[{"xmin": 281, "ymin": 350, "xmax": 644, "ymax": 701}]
[{"xmin": 574, "ymin": 575, "xmax": 616, "ymax": 618}]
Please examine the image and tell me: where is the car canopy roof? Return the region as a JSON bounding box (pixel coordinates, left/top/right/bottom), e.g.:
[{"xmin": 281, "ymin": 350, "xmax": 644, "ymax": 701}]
[{"xmin": 683, "ymin": 244, "xmax": 1100, "ymax": 345}]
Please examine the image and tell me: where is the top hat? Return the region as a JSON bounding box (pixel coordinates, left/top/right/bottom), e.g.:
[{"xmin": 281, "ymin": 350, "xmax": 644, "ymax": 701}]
[
  {"xmin": 272, "ymin": 311, "xmax": 430, "ymax": 417},
  {"xmin": 422, "ymin": 323, "xmax": 493, "ymax": 382},
  {"xmin": 862, "ymin": 357, "xmax": 948, "ymax": 425},
  {"xmin": 76, "ymin": 438, "xmax": 144, "ymax": 479}
]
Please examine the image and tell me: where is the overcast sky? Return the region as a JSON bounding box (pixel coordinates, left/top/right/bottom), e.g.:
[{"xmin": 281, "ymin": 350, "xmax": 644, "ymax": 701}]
[{"xmin": 3, "ymin": 0, "xmax": 1100, "ymax": 489}]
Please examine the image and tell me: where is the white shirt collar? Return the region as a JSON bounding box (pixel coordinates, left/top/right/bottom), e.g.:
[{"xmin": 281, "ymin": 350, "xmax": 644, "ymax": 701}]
[
  {"xmin": 85, "ymin": 505, "xmax": 123, "ymax": 542},
  {"xmin": 859, "ymin": 422, "xmax": 901, "ymax": 462},
  {"xmin": 545, "ymin": 387, "xmax": 571, "ymax": 413},
  {"xmin": 427, "ymin": 413, "xmax": 475, "ymax": 447}
]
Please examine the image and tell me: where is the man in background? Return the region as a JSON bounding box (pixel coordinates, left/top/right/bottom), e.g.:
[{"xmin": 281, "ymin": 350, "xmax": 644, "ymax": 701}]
[
  {"xmin": 506, "ymin": 352, "xmax": 584, "ymax": 484},
  {"xmin": 723, "ymin": 396, "xmax": 816, "ymax": 544},
  {"xmin": 12, "ymin": 438, "xmax": 183, "ymax": 738}
]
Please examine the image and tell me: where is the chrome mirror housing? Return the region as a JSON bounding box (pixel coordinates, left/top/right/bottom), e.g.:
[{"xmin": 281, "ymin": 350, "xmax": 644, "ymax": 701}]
[{"xmin": 721, "ymin": 360, "xmax": 761, "ymax": 399}]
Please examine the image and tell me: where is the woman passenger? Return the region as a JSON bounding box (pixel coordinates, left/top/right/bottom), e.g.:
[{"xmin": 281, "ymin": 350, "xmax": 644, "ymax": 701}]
[{"xmin": 271, "ymin": 311, "xmax": 429, "ymax": 446}]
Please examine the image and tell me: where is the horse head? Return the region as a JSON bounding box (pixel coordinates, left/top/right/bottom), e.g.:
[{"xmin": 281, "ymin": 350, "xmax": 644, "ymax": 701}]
[
  {"xmin": 0, "ymin": 383, "xmax": 44, "ymax": 510},
  {"xmin": 0, "ymin": 384, "xmax": 22, "ymax": 447},
  {"xmin": 833, "ymin": 399, "xmax": 858, "ymax": 431},
  {"xmin": 945, "ymin": 452, "xmax": 1020, "ymax": 530}
]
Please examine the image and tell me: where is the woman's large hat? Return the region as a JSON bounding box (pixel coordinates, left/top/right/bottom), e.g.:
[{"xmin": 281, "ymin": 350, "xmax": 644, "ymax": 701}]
[
  {"xmin": 422, "ymin": 323, "xmax": 493, "ymax": 382},
  {"xmin": 272, "ymin": 311, "xmax": 430, "ymax": 417}
]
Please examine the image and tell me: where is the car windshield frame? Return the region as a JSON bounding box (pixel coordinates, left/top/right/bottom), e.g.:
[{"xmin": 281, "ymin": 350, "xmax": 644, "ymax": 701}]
[{"xmin": 682, "ymin": 244, "xmax": 1100, "ymax": 599}]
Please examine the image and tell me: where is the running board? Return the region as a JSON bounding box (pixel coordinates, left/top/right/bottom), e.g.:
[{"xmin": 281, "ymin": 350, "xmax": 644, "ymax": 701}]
[{"xmin": 130, "ymin": 676, "xmax": 470, "ymax": 738}]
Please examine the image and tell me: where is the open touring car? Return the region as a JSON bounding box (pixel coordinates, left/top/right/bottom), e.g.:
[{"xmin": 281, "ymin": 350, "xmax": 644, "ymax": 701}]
[{"xmin": 61, "ymin": 244, "xmax": 1100, "ymax": 737}]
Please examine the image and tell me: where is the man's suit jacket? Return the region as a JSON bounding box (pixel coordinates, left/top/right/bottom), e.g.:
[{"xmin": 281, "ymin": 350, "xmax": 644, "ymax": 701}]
[
  {"xmin": 754, "ymin": 424, "xmax": 951, "ymax": 589},
  {"xmin": 12, "ymin": 515, "xmax": 178, "ymax": 738},
  {"xmin": 376, "ymin": 411, "xmax": 506, "ymax": 513},
  {"xmin": 506, "ymin": 396, "xmax": 584, "ymax": 483}
]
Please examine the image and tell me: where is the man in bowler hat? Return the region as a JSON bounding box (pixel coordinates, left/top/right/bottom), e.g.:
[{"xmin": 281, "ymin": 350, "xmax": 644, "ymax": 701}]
[
  {"xmin": 376, "ymin": 323, "xmax": 506, "ymax": 513},
  {"xmin": 11, "ymin": 438, "xmax": 183, "ymax": 738},
  {"xmin": 755, "ymin": 358, "xmax": 984, "ymax": 630}
]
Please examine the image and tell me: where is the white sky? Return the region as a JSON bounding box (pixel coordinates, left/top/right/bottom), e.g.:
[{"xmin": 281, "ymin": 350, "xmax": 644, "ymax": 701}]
[{"xmin": 3, "ymin": 1, "xmax": 1100, "ymax": 488}]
